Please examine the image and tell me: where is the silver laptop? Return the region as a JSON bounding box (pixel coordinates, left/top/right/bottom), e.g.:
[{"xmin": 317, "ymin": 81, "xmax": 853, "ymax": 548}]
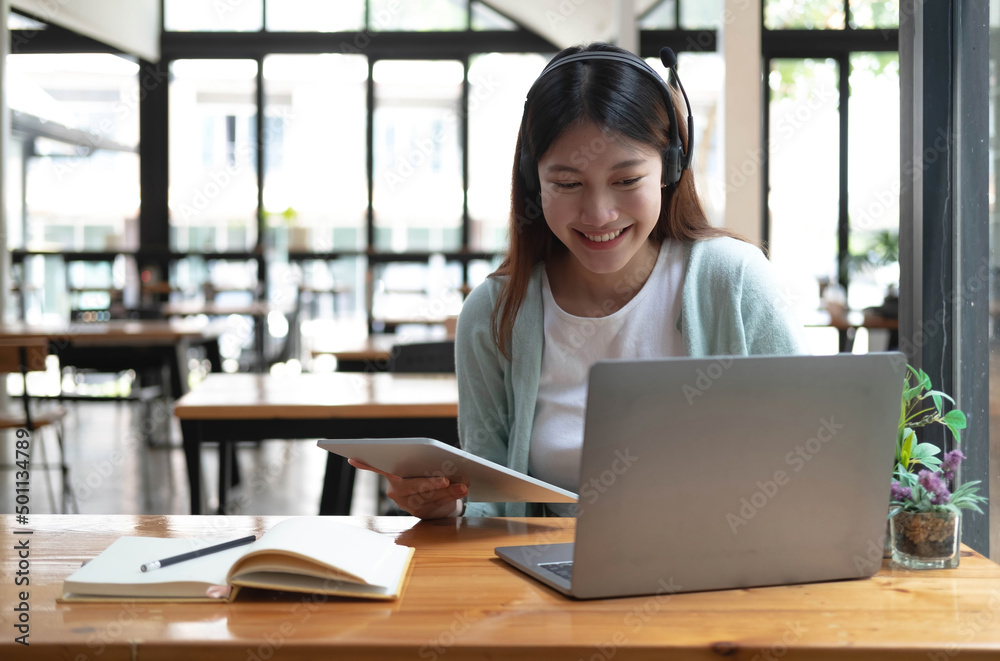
[{"xmin": 495, "ymin": 352, "xmax": 905, "ymax": 599}]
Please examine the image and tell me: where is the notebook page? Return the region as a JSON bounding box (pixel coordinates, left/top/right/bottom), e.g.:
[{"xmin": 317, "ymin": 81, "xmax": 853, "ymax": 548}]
[
  {"xmin": 64, "ymin": 537, "xmax": 254, "ymax": 598},
  {"xmin": 232, "ymin": 518, "xmax": 399, "ymax": 586}
]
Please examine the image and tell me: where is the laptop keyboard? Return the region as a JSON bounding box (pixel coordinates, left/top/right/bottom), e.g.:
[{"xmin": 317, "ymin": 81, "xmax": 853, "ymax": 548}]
[{"xmin": 539, "ymin": 561, "xmax": 574, "ymax": 582}]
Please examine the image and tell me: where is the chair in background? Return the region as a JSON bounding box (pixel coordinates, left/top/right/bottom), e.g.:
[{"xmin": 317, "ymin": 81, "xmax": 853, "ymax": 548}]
[
  {"xmin": 0, "ymin": 338, "xmax": 77, "ymax": 513},
  {"xmin": 387, "ymin": 341, "xmax": 456, "ymax": 373}
]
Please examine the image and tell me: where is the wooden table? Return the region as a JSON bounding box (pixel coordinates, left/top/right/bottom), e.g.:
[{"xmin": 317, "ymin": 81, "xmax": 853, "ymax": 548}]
[
  {"xmin": 801, "ymin": 309, "xmax": 899, "ymax": 352},
  {"xmin": 5, "ymin": 514, "xmax": 1000, "ymax": 660},
  {"xmin": 174, "ymin": 372, "xmax": 459, "ymax": 515},
  {"xmin": 0, "ymin": 320, "xmax": 223, "ymax": 398},
  {"xmin": 309, "ymin": 333, "xmax": 398, "ymax": 369}
]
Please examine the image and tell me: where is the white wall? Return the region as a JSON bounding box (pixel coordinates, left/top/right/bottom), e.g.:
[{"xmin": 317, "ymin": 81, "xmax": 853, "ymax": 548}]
[
  {"xmin": 721, "ymin": 0, "xmax": 763, "ymax": 245},
  {"xmin": 12, "ymin": 0, "xmax": 160, "ymax": 62}
]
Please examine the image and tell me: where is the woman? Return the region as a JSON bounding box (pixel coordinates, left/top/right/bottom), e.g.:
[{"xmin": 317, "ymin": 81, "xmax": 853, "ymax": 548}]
[{"xmin": 351, "ymin": 43, "xmax": 806, "ymax": 518}]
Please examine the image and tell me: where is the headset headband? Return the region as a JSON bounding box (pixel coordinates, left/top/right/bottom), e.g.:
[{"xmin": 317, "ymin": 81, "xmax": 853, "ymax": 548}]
[{"xmin": 518, "ymin": 47, "xmax": 694, "ymax": 193}]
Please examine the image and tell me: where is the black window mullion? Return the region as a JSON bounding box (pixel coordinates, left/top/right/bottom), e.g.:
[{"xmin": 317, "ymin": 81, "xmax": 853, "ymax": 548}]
[
  {"xmin": 953, "ymin": 0, "xmax": 990, "ymax": 555},
  {"xmin": 837, "ymin": 53, "xmax": 851, "ymax": 353},
  {"xmin": 900, "ymin": 0, "xmax": 992, "ymax": 556},
  {"xmin": 255, "ymin": 56, "xmax": 266, "ymax": 291},
  {"xmin": 366, "ymin": 57, "xmax": 376, "ymax": 332},
  {"xmin": 461, "ymin": 55, "xmax": 471, "ymax": 290},
  {"xmin": 836, "ymin": 54, "xmax": 850, "ymax": 292},
  {"xmin": 366, "ymin": 58, "xmax": 376, "ymax": 251}
]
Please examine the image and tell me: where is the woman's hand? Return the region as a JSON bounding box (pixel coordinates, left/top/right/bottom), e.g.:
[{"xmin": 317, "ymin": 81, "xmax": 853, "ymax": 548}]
[{"xmin": 348, "ymin": 459, "xmax": 467, "ymax": 519}]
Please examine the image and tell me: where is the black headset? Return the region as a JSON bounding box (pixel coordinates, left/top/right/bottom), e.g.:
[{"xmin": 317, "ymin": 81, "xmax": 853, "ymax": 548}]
[{"xmin": 518, "ymin": 47, "xmax": 694, "ymax": 194}]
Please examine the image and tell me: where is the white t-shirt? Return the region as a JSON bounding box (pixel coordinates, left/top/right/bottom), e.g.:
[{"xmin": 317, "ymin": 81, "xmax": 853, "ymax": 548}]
[{"xmin": 529, "ymin": 241, "xmax": 686, "ymax": 514}]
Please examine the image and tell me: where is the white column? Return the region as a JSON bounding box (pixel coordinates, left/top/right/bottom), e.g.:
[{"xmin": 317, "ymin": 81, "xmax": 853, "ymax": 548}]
[
  {"xmin": 615, "ymin": 0, "xmax": 638, "ymax": 55},
  {"xmin": 721, "ymin": 0, "xmax": 763, "ymax": 245},
  {"xmin": 1, "ymin": 0, "xmax": 10, "ymax": 323}
]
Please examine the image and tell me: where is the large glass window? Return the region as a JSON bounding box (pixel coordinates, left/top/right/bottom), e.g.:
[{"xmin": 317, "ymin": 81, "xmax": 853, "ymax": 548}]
[
  {"xmin": 468, "ymin": 52, "xmax": 547, "ymax": 252},
  {"xmin": 169, "ymin": 59, "xmax": 258, "ymax": 252},
  {"xmin": 263, "ymin": 54, "xmax": 368, "ymax": 253},
  {"xmin": 645, "ymin": 52, "xmax": 725, "ymax": 226},
  {"xmin": 681, "ymin": 0, "xmax": 723, "ymax": 28},
  {"xmin": 265, "ymin": 0, "xmax": 365, "ymax": 32},
  {"xmin": 372, "ymin": 60, "xmax": 464, "ymax": 252},
  {"xmin": 848, "ymin": 0, "xmax": 900, "ymax": 28},
  {"xmin": 164, "ymin": 0, "xmax": 263, "ymax": 32},
  {"xmin": 8, "ymin": 53, "xmax": 139, "ymax": 251},
  {"xmin": 767, "ymin": 58, "xmax": 841, "ymax": 351},
  {"xmin": 847, "ymin": 52, "xmax": 900, "ymax": 312},
  {"xmin": 369, "ymin": 0, "xmax": 467, "ymax": 31},
  {"xmin": 765, "ymin": 0, "xmax": 846, "ymax": 29}
]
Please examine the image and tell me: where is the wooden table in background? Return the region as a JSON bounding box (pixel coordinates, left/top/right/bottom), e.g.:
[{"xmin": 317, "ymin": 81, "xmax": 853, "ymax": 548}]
[
  {"xmin": 309, "ymin": 333, "xmax": 454, "ymax": 371},
  {"xmin": 0, "ymin": 320, "xmax": 223, "ymax": 397},
  {"xmin": 801, "ymin": 309, "xmax": 899, "ymax": 352},
  {"xmin": 5, "ymin": 514, "xmax": 1000, "ymax": 660},
  {"xmin": 173, "ymin": 372, "xmax": 459, "ymax": 515}
]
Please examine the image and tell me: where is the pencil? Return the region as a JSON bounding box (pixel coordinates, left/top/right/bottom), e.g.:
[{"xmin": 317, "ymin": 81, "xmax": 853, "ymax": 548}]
[{"xmin": 140, "ymin": 534, "xmax": 257, "ymax": 572}]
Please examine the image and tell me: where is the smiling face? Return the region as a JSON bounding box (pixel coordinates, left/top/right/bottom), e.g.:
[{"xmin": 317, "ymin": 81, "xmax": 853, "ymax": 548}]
[{"xmin": 537, "ymin": 121, "xmax": 663, "ymax": 289}]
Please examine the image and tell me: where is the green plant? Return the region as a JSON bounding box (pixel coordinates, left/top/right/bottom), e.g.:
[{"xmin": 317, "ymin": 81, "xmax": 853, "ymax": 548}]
[
  {"xmin": 844, "ymin": 229, "xmax": 899, "ymax": 292},
  {"xmin": 895, "ymin": 365, "xmax": 966, "ymax": 476},
  {"xmin": 890, "ymin": 366, "xmax": 985, "ymax": 516}
]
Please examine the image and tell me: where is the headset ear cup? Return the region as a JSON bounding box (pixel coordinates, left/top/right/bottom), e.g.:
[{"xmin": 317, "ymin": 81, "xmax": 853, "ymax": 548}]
[{"xmin": 662, "ymin": 147, "xmax": 681, "ymax": 188}]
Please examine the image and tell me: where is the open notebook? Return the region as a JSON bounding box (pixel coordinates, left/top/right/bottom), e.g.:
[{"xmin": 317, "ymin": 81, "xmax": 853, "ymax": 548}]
[{"xmin": 60, "ymin": 518, "xmax": 414, "ymax": 602}]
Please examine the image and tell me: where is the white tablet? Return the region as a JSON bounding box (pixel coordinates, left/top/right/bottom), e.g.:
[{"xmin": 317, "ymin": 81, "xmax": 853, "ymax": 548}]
[{"xmin": 317, "ymin": 437, "xmax": 578, "ymax": 504}]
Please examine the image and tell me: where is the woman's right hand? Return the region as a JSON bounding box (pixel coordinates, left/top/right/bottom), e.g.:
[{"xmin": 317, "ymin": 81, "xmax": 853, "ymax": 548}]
[{"xmin": 348, "ymin": 458, "xmax": 467, "ymax": 519}]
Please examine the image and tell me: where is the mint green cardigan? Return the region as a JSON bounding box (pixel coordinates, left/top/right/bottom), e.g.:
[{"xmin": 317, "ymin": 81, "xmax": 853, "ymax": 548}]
[{"xmin": 455, "ymin": 237, "xmax": 807, "ymax": 517}]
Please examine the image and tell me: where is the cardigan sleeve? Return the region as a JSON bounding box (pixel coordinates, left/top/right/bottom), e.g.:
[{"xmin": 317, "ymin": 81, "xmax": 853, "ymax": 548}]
[
  {"xmin": 736, "ymin": 245, "xmax": 809, "ymax": 355},
  {"xmin": 681, "ymin": 237, "xmax": 808, "ymax": 356},
  {"xmin": 454, "ymin": 279, "xmax": 508, "ymax": 517}
]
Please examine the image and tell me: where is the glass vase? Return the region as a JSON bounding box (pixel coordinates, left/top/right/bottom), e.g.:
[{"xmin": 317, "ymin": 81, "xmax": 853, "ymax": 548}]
[{"xmin": 890, "ymin": 510, "xmax": 960, "ymax": 570}]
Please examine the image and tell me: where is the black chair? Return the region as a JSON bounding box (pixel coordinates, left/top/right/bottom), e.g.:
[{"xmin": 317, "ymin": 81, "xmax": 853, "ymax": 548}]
[{"xmin": 387, "ymin": 341, "xmax": 456, "ymax": 373}]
